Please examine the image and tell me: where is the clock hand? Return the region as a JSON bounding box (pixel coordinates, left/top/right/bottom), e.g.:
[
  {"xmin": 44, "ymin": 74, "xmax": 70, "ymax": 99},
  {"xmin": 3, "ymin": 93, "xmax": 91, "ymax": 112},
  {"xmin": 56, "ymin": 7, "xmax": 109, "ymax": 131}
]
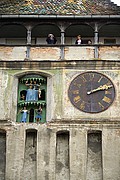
[
  {"xmin": 101, "ymin": 84, "xmax": 113, "ymax": 90},
  {"xmin": 87, "ymin": 84, "xmax": 113, "ymax": 95}
]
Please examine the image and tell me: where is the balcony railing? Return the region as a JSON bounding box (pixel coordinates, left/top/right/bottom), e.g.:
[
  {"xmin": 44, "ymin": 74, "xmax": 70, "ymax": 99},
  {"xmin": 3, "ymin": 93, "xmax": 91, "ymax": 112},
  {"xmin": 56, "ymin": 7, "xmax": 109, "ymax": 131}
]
[{"xmin": 0, "ymin": 44, "xmax": 119, "ymax": 61}]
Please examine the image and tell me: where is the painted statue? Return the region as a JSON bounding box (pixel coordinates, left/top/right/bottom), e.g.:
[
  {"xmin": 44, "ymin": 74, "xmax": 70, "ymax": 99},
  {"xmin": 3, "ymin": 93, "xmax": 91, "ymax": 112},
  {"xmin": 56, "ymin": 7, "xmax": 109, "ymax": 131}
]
[
  {"xmin": 35, "ymin": 106, "xmax": 42, "ymax": 123},
  {"xmin": 20, "ymin": 106, "xmax": 29, "ymax": 123},
  {"xmin": 25, "ymin": 80, "xmax": 41, "ymax": 101},
  {"xmin": 32, "ymin": 81, "xmax": 41, "ymax": 101}
]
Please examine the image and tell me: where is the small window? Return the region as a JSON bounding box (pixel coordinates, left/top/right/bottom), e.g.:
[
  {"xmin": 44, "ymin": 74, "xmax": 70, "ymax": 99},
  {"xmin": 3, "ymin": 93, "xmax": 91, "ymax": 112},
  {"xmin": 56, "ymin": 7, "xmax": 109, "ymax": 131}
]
[
  {"xmin": 17, "ymin": 74, "xmax": 47, "ymax": 123},
  {"xmin": 104, "ymin": 39, "xmax": 116, "ymax": 44}
]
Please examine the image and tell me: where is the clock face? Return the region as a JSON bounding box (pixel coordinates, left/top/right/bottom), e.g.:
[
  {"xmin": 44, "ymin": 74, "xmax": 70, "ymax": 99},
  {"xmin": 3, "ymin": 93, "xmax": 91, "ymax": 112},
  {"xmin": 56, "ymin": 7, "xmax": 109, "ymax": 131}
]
[{"xmin": 68, "ymin": 72, "xmax": 115, "ymax": 113}]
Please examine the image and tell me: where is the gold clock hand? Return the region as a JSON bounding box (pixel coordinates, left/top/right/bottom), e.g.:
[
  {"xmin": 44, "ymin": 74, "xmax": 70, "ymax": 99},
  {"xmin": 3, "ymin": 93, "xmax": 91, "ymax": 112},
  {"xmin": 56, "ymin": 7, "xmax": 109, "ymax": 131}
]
[
  {"xmin": 87, "ymin": 87, "xmax": 102, "ymax": 94},
  {"xmin": 87, "ymin": 84, "xmax": 113, "ymax": 95},
  {"xmin": 100, "ymin": 84, "xmax": 113, "ymax": 90}
]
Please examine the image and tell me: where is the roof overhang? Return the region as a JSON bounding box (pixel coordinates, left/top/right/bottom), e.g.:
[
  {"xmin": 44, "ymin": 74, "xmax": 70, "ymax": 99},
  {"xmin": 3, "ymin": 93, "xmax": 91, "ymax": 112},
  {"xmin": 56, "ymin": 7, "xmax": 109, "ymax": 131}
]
[{"xmin": 0, "ymin": 14, "xmax": 120, "ymax": 19}]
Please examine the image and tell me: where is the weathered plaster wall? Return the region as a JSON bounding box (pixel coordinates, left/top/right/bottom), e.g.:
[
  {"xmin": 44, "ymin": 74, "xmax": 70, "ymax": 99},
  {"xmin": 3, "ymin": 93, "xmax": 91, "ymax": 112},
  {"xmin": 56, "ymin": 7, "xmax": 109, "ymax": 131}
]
[
  {"xmin": 102, "ymin": 128, "xmax": 120, "ymax": 180},
  {"xmin": 0, "ymin": 46, "xmax": 119, "ymax": 61},
  {"xmin": 0, "ymin": 61, "xmax": 120, "ymax": 180},
  {"xmin": 64, "ymin": 46, "xmax": 94, "ymax": 60},
  {"xmin": 99, "ymin": 46, "xmax": 120, "ymax": 60},
  {"xmin": 0, "ymin": 70, "xmax": 18, "ymax": 120},
  {"xmin": 0, "ymin": 47, "xmax": 26, "ymax": 60},
  {"xmin": 1, "ymin": 123, "xmax": 120, "ymax": 180},
  {"xmin": 30, "ymin": 47, "xmax": 60, "ymax": 60},
  {"xmin": 0, "ymin": 69, "xmax": 120, "ymax": 122}
]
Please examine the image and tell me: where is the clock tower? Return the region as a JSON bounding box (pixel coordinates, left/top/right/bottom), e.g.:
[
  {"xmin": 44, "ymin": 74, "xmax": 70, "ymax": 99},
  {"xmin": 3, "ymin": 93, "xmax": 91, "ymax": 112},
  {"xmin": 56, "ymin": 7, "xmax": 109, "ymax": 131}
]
[{"xmin": 0, "ymin": 0, "xmax": 120, "ymax": 180}]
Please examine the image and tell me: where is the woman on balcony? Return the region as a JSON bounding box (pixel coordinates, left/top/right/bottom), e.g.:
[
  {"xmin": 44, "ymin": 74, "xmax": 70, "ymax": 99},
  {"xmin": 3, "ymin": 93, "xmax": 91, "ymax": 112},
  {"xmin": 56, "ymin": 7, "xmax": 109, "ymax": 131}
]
[{"xmin": 75, "ymin": 35, "xmax": 83, "ymax": 45}]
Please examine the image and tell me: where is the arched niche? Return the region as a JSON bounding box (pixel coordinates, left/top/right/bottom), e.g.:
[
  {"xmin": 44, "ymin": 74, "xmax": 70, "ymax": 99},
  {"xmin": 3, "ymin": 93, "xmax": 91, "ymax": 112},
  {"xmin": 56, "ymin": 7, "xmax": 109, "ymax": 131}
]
[
  {"xmin": 17, "ymin": 74, "xmax": 47, "ymax": 123},
  {"xmin": 99, "ymin": 23, "xmax": 120, "ymax": 44},
  {"xmin": 23, "ymin": 129, "xmax": 37, "ymax": 179},
  {"xmin": 0, "ymin": 129, "xmax": 6, "ymax": 133},
  {"xmin": 20, "ymin": 90, "xmax": 27, "ymax": 101},
  {"xmin": 0, "ymin": 130, "xmax": 6, "ymax": 180},
  {"xmin": 0, "ymin": 24, "xmax": 27, "ymax": 45},
  {"xmin": 32, "ymin": 24, "xmax": 61, "ymax": 44},
  {"xmin": 56, "ymin": 130, "xmax": 69, "ymax": 135},
  {"xmin": 14, "ymin": 70, "xmax": 53, "ymax": 123},
  {"xmin": 56, "ymin": 130, "xmax": 70, "ymax": 180},
  {"xmin": 86, "ymin": 130, "xmax": 102, "ymax": 180},
  {"xmin": 65, "ymin": 24, "xmax": 94, "ymax": 44}
]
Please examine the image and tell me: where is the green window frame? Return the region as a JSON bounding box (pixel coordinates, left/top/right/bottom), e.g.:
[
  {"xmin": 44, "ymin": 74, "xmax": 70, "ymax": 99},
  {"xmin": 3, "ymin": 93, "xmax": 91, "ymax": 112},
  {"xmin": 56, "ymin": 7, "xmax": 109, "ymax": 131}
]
[{"xmin": 17, "ymin": 74, "xmax": 47, "ymax": 123}]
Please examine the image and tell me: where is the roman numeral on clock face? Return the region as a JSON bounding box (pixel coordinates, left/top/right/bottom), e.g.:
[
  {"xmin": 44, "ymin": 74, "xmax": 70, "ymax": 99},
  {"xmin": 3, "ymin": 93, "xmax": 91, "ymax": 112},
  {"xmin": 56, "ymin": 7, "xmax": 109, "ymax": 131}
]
[{"xmin": 68, "ymin": 72, "xmax": 115, "ymax": 113}]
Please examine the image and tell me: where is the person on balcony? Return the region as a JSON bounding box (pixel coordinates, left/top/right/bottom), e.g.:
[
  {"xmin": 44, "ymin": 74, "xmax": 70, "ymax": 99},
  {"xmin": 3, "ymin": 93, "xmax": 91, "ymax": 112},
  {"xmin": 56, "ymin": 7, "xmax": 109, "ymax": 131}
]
[
  {"xmin": 75, "ymin": 35, "xmax": 83, "ymax": 45},
  {"xmin": 88, "ymin": 40, "xmax": 92, "ymax": 44},
  {"xmin": 46, "ymin": 34, "xmax": 57, "ymax": 44}
]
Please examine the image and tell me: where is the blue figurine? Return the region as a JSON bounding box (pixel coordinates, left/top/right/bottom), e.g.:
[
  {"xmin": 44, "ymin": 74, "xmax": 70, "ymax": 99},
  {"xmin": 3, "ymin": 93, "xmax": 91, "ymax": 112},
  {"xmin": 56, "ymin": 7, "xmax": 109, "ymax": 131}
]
[
  {"xmin": 25, "ymin": 80, "xmax": 41, "ymax": 101},
  {"xmin": 20, "ymin": 106, "xmax": 29, "ymax": 123},
  {"xmin": 25, "ymin": 80, "xmax": 34, "ymax": 101},
  {"xmin": 35, "ymin": 106, "xmax": 42, "ymax": 123},
  {"xmin": 32, "ymin": 81, "xmax": 41, "ymax": 101}
]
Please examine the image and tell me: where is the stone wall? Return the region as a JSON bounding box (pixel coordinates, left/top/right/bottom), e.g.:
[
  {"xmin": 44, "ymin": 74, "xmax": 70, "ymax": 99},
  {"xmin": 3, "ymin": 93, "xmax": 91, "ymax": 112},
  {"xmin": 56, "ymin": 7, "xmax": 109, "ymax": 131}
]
[
  {"xmin": 0, "ymin": 123, "xmax": 120, "ymax": 180},
  {"xmin": 0, "ymin": 46, "xmax": 119, "ymax": 61},
  {"xmin": 0, "ymin": 69, "xmax": 120, "ymax": 122},
  {"xmin": 0, "ymin": 60, "xmax": 120, "ymax": 180},
  {"xmin": 0, "ymin": 47, "xmax": 26, "ymax": 61},
  {"xmin": 99, "ymin": 46, "xmax": 120, "ymax": 60}
]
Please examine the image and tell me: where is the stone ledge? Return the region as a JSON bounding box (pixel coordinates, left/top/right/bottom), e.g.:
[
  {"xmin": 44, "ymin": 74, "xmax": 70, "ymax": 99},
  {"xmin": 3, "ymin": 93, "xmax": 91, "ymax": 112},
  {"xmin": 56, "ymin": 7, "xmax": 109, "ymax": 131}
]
[{"xmin": 0, "ymin": 60, "xmax": 120, "ymax": 70}]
